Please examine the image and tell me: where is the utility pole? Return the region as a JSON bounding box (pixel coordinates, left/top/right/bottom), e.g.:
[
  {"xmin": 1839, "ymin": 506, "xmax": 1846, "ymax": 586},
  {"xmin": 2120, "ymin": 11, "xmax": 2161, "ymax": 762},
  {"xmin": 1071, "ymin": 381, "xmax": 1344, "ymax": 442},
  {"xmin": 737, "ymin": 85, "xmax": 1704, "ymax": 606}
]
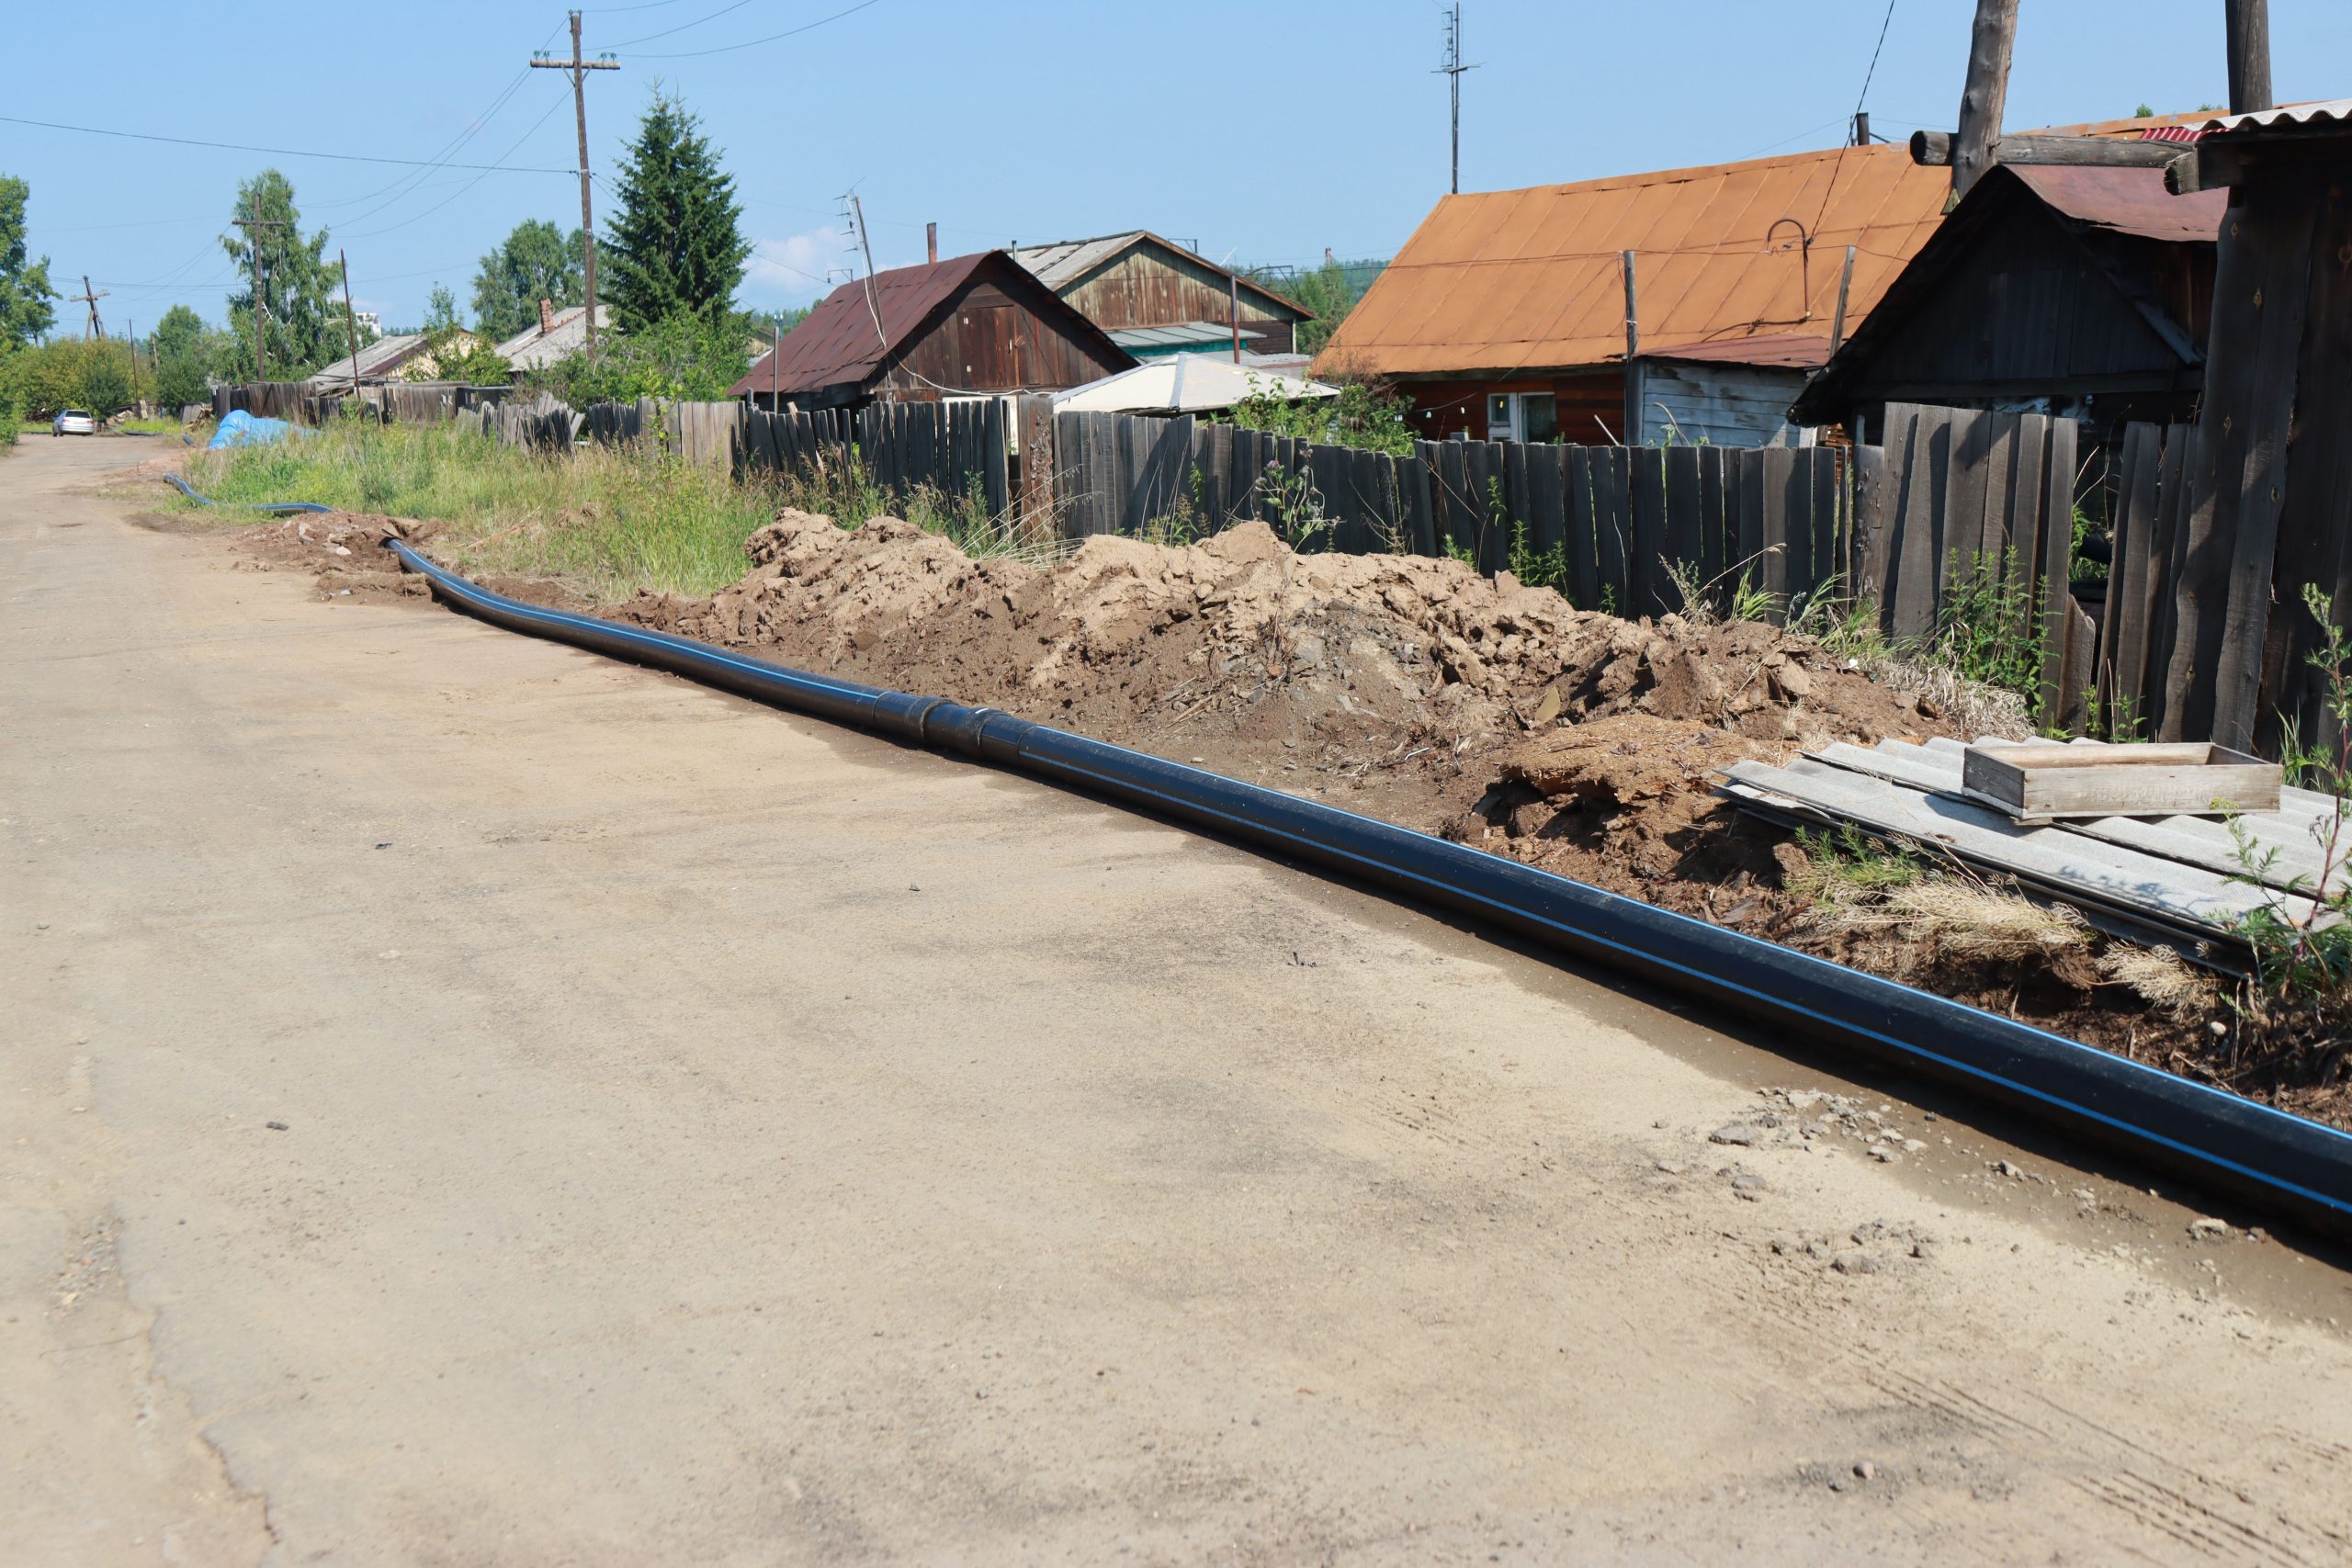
[
  {"xmin": 70, "ymin": 275, "xmax": 108, "ymax": 338},
  {"xmin": 1435, "ymin": 2, "xmax": 1479, "ymax": 196},
  {"xmin": 532, "ymin": 12, "xmax": 619, "ymax": 354},
  {"xmin": 1951, "ymin": 0, "xmax": 2018, "ymax": 202},
  {"xmin": 340, "ymin": 248, "xmax": 367, "ymax": 404},
  {"xmin": 232, "ymin": 199, "xmax": 290, "ymax": 380},
  {"xmin": 2224, "ymin": 0, "xmax": 2272, "ymax": 114}
]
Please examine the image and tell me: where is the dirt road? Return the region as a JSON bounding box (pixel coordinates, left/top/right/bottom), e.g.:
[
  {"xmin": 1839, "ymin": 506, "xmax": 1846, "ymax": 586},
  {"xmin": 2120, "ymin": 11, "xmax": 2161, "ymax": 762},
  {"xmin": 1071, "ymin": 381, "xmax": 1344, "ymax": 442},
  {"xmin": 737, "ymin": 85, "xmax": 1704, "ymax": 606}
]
[{"xmin": 5, "ymin": 436, "xmax": 2349, "ymax": 1566}]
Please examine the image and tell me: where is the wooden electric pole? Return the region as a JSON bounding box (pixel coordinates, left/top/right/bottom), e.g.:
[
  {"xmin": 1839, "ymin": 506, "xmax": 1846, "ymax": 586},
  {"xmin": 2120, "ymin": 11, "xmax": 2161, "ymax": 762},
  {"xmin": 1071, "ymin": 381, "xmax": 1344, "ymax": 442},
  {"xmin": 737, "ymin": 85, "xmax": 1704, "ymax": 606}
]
[
  {"xmin": 1951, "ymin": 0, "xmax": 2018, "ymax": 201},
  {"xmin": 339, "ymin": 248, "xmax": 367, "ymax": 402},
  {"xmin": 532, "ymin": 12, "xmax": 619, "ymax": 354},
  {"xmin": 2224, "ymin": 0, "xmax": 2272, "ymax": 114},
  {"xmin": 69, "ymin": 275, "xmax": 108, "ymax": 339}
]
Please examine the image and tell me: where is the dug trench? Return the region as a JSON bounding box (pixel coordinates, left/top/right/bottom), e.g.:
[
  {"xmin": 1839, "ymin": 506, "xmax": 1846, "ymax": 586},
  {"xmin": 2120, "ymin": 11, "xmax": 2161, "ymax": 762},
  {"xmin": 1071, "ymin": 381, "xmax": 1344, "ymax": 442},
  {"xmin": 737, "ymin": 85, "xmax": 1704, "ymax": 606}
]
[{"xmin": 207, "ymin": 500, "xmax": 2346, "ymax": 1131}]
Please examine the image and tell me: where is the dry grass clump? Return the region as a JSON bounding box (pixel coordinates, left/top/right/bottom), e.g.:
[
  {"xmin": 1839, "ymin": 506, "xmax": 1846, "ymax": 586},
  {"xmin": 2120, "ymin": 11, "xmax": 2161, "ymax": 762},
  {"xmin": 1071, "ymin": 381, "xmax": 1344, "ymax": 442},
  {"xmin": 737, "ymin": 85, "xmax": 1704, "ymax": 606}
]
[
  {"xmin": 2098, "ymin": 945, "xmax": 2219, "ymax": 1015},
  {"xmin": 1826, "ymin": 878, "xmax": 2092, "ymax": 964},
  {"xmin": 1855, "ymin": 649, "xmax": 2035, "ymax": 741}
]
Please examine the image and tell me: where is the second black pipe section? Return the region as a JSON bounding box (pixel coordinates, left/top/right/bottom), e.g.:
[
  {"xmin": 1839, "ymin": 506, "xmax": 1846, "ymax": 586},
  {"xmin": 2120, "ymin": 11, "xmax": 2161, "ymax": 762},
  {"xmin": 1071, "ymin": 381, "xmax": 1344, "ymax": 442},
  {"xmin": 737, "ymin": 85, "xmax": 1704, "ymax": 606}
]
[{"xmin": 383, "ymin": 536, "xmax": 2352, "ymax": 1243}]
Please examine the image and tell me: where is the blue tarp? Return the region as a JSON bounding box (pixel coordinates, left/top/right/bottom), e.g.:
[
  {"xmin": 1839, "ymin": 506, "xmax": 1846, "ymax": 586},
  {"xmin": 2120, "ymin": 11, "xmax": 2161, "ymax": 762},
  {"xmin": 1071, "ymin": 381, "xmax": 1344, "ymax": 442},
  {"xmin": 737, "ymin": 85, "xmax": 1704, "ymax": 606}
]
[{"xmin": 207, "ymin": 410, "xmax": 304, "ymax": 449}]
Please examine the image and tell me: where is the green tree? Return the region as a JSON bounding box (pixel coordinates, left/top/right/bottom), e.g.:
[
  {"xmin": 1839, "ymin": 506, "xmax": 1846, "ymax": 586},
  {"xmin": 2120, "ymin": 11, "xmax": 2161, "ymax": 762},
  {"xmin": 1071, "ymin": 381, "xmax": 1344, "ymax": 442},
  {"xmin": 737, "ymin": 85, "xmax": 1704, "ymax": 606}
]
[
  {"xmin": 16, "ymin": 338, "xmax": 138, "ymax": 417},
  {"xmin": 471, "ymin": 219, "xmax": 585, "ymax": 342},
  {"xmin": 219, "ymin": 169, "xmax": 347, "ymax": 379},
  {"xmin": 523, "ymin": 310, "xmax": 748, "ymax": 404},
  {"xmin": 603, "ymin": 89, "xmax": 751, "ymax": 330},
  {"xmin": 150, "ymin": 304, "xmax": 227, "ymax": 408},
  {"xmin": 1273, "ymin": 257, "xmax": 1387, "ymax": 357},
  {"xmin": 0, "ymin": 175, "xmax": 58, "ymax": 350}
]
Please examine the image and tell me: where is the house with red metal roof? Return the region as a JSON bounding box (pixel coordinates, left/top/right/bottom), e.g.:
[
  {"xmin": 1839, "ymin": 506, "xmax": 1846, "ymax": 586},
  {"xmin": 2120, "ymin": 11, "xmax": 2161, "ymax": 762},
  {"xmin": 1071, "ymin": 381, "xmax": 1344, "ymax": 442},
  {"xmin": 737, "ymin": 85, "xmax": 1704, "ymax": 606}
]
[{"xmin": 729, "ymin": 251, "xmax": 1133, "ymax": 410}]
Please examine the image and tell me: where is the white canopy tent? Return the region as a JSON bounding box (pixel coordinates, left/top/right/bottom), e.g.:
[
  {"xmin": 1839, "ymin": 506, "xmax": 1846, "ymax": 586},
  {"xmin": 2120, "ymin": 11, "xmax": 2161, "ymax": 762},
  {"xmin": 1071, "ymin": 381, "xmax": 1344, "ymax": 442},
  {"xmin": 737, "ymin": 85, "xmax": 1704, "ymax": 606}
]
[{"xmin": 1050, "ymin": 353, "xmax": 1339, "ymax": 417}]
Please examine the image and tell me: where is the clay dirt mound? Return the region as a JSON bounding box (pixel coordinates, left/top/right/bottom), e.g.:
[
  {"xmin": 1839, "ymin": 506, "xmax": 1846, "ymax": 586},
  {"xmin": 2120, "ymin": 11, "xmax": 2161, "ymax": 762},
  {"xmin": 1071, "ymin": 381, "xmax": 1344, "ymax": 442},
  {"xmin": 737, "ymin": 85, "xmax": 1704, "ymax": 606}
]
[{"xmin": 616, "ymin": 509, "xmax": 1944, "ymax": 755}]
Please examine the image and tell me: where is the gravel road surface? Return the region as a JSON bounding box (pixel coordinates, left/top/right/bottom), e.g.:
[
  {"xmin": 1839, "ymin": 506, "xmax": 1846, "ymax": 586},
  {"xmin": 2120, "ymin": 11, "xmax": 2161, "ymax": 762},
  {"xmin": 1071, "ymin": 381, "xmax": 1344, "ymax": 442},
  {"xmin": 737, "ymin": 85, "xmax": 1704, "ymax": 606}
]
[{"xmin": 5, "ymin": 436, "xmax": 2349, "ymax": 1565}]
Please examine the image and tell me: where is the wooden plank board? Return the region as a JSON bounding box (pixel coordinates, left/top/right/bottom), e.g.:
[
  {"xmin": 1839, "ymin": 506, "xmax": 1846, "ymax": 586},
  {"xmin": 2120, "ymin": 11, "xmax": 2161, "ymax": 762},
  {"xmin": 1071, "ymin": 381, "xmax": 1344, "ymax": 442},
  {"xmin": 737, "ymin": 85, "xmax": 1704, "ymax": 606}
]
[
  {"xmin": 1404, "ymin": 450, "xmax": 1437, "ymax": 557},
  {"xmin": 1664, "ymin": 446, "xmax": 1702, "ymax": 606},
  {"xmin": 1631, "ymin": 446, "xmax": 1669, "ymax": 615},
  {"xmin": 1503, "ymin": 439, "xmax": 1532, "ymax": 570},
  {"xmin": 1938, "ymin": 406, "xmax": 1995, "ymax": 597},
  {"xmin": 1757, "ymin": 446, "xmax": 1793, "ymax": 611},
  {"xmin": 2034, "ymin": 413, "xmax": 2079, "ymax": 723},
  {"xmin": 1595, "ymin": 448, "xmax": 1631, "ymax": 615},
  {"xmin": 2103, "ymin": 422, "xmax": 2161, "ymax": 726},
  {"xmin": 1822, "ymin": 739, "xmax": 2344, "ymax": 896},
  {"xmin": 1525, "ymin": 445, "xmax": 1567, "ymax": 567},
  {"xmin": 1434, "ymin": 440, "xmax": 1472, "ymax": 558},
  {"xmin": 1696, "ymin": 445, "xmax": 1727, "ymax": 606},
  {"xmin": 1804, "ymin": 446, "xmax": 1840, "ymax": 607},
  {"xmin": 1721, "ymin": 757, "xmax": 2312, "ymax": 930},
  {"xmin": 1733, "ymin": 447, "xmax": 1765, "ymax": 600},
  {"xmin": 1566, "ymin": 446, "xmax": 1599, "ymax": 610},
  {"xmin": 1883, "ymin": 403, "xmax": 1948, "ymax": 639},
  {"xmin": 1961, "ymin": 739, "xmax": 2280, "ymax": 822}
]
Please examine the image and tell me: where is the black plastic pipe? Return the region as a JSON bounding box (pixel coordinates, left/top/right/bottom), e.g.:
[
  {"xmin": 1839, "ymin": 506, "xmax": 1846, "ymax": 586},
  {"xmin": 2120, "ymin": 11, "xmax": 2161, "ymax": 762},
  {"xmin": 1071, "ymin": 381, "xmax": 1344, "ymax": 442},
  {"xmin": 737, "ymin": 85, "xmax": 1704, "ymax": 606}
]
[
  {"xmin": 381, "ymin": 537, "xmax": 2352, "ymax": 1242},
  {"xmin": 166, "ymin": 472, "xmax": 333, "ymax": 515}
]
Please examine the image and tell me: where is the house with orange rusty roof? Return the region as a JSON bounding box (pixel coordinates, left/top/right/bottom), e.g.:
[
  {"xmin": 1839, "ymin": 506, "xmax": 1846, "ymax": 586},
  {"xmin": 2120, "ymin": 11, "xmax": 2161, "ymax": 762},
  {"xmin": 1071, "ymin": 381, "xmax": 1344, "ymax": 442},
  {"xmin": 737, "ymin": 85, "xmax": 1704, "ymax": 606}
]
[
  {"xmin": 1317, "ymin": 116, "xmax": 2205, "ymax": 449},
  {"xmin": 1314, "ymin": 140, "xmax": 1949, "ymax": 449}
]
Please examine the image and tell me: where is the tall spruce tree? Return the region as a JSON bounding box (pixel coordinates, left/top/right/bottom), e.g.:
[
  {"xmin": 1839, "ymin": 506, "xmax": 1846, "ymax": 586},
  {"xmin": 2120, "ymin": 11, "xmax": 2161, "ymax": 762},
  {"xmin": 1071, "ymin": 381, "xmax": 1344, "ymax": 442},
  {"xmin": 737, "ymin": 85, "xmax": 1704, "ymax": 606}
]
[
  {"xmin": 602, "ymin": 90, "xmax": 750, "ymax": 331},
  {"xmin": 218, "ymin": 170, "xmax": 345, "ymax": 378}
]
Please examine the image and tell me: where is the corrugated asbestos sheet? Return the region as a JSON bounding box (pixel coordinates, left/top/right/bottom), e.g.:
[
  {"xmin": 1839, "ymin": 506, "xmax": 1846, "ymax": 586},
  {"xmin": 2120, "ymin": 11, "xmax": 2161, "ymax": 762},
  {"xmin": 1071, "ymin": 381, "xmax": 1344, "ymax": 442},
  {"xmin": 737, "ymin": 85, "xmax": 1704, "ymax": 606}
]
[{"xmin": 1721, "ymin": 737, "xmax": 2345, "ymax": 966}]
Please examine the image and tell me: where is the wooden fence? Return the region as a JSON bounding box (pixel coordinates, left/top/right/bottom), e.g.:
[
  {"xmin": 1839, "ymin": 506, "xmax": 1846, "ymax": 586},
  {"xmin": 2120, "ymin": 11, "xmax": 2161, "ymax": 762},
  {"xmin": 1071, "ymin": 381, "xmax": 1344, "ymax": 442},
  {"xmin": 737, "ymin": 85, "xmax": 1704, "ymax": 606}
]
[
  {"xmin": 2098, "ymin": 418, "xmax": 2345, "ymax": 753},
  {"xmin": 735, "ymin": 399, "xmax": 1012, "ymax": 523},
  {"xmin": 1047, "ymin": 409, "xmax": 1850, "ymax": 621},
  {"xmin": 1861, "ymin": 402, "xmax": 2089, "ymax": 728}
]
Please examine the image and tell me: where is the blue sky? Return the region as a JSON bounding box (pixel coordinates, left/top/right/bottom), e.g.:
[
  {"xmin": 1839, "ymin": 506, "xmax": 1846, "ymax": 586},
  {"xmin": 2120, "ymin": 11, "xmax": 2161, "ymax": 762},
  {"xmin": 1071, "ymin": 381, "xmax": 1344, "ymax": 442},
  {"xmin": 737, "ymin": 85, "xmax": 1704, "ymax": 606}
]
[{"xmin": 9, "ymin": 0, "xmax": 2348, "ymax": 333}]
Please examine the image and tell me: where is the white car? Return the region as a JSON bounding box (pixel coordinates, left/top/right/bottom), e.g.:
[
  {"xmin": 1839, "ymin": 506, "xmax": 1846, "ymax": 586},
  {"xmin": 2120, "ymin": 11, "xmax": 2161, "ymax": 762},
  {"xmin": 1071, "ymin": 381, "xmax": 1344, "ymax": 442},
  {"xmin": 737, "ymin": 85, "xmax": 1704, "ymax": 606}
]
[{"xmin": 51, "ymin": 409, "xmax": 95, "ymax": 436}]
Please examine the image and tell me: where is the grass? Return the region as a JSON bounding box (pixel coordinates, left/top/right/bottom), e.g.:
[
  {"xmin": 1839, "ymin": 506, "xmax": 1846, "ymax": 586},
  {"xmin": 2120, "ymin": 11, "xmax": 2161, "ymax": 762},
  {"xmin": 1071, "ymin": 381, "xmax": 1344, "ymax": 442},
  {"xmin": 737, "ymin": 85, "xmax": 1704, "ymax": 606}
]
[
  {"xmin": 181, "ymin": 417, "xmax": 795, "ymax": 601},
  {"xmin": 176, "ymin": 415, "xmax": 1062, "ymax": 601}
]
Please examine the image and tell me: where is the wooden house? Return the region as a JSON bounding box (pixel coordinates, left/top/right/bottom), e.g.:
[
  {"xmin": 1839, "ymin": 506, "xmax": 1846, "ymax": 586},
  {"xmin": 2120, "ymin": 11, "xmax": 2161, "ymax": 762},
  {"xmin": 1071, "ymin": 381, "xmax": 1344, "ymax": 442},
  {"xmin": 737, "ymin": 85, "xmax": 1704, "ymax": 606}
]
[
  {"xmin": 730, "ymin": 251, "xmax": 1133, "ymax": 411},
  {"xmin": 1790, "ymin": 164, "xmax": 2224, "ymax": 439},
  {"xmin": 1011, "ymin": 231, "xmax": 1314, "ymax": 358}
]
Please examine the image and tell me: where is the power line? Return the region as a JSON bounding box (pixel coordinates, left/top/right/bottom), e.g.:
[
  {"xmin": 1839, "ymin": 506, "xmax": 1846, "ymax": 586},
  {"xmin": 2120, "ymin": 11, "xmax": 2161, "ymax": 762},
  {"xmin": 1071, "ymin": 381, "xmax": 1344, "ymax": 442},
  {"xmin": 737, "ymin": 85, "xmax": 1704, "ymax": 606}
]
[
  {"xmin": 1852, "ymin": 0, "xmax": 1900, "ymax": 130},
  {"xmin": 608, "ymin": 0, "xmax": 757, "ymax": 47},
  {"xmin": 342, "ymin": 90, "xmax": 572, "ymax": 238},
  {"xmin": 0, "ymin": 113, "xmax": 574, "ymax": 173},
  {"xmin": 629, "ymin": 0, "xmax": 886, "ymax": 58}
]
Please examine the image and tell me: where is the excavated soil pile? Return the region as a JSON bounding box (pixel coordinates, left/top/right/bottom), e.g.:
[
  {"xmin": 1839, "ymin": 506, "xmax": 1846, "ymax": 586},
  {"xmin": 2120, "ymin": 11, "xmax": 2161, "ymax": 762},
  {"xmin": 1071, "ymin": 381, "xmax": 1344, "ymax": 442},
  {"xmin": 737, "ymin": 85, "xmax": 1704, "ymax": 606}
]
[{"xmin": 616, "ymin": 508, "xmax": 1935, "ymax": 751}]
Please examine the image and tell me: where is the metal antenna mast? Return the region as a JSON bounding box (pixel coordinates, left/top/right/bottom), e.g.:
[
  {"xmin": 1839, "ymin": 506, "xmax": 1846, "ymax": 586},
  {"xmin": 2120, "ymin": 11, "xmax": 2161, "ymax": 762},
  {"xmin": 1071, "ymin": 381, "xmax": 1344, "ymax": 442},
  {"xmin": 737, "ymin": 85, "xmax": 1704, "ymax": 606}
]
[{"xmin": 1435, "ymin": 3, "xmax": 1479, "ymax": 195}]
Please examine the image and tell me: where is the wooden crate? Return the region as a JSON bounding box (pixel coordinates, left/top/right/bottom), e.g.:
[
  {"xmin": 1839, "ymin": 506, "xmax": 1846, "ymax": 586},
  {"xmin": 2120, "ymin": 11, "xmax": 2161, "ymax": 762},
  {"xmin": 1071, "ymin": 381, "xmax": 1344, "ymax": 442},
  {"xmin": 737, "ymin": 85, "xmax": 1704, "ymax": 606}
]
[{"xmin": 1960, "ymin": 741, "xmax": 2282, "ymax": 824}]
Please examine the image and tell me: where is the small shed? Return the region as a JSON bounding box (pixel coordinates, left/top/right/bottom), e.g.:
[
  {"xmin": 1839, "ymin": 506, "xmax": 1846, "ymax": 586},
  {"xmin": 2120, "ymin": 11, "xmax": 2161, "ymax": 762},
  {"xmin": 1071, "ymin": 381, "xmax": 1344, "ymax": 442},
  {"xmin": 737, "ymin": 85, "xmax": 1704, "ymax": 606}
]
[
  {"xmin": 1791, "ymin": 164, "xmax": 2224, "ymax": 437},
  {"xmin": 1012, "ymin": 231, "xmax": 1314, "ymax": 355},
  {"xmin": 729, "ymin": 251, "xmax": 1133, "ymax": 410}
]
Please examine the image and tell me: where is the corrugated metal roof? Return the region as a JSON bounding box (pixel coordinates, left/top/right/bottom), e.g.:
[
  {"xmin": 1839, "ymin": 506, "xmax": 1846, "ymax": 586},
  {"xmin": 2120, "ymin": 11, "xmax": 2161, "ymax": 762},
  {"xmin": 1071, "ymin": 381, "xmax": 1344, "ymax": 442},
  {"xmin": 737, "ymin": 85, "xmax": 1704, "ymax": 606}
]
[
  {"xmin": 2009, "ymin": 165, "xmax": 2226, "ymax": 243},
  {"xmin": 1011, "ymin": 230, "xmax": 1311, "ymax": 321},
  {"xmin": 1319, "ymin": 141, "xmax": 1951, "ymax": 378},
  {"xmin": 1012, "ymin": 231, "xmax": 1144, "ymax": 288},
  {"xmin": 729, "ymin": 250, "xmax": 1131, "ymax": 399},
  {"xmin": 494, "ymin": 306, "xmax": 592, "ymax": 370},
  {"xmin": 731, "ymin": 253, "xmax": 996, "ymax": 397},
  {"xmin": 1108, "ymin": 321, "xmax": 1265, "ymax": 349},
  {"xmin": 1642, "ymin": 333, "xmax": 1834, "ymax": 369}
]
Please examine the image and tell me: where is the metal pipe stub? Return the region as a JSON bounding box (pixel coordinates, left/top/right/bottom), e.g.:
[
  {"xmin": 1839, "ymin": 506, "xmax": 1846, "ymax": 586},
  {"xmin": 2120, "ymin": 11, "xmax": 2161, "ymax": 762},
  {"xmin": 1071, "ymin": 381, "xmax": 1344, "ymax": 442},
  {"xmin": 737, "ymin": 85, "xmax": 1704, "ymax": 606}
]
[{"xmin": 379, "ymin": 536, "xmax": 2352, "ymax": 1244}]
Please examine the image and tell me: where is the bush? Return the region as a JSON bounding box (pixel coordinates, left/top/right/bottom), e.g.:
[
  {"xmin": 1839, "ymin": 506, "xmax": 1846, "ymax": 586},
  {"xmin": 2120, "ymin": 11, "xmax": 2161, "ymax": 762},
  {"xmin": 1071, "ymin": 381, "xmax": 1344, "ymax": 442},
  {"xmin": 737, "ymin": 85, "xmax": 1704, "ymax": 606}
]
[
  {"xmin": 1222, "ymin": 372, "xmax": 1416, "ymax": 457},
  {"xmin": 13, "ymin": 337, "xmax": 139, "ymax": 417},
  {"xmin": 522, "ymin": 310, "xmax": 751, "ymax": 406}
]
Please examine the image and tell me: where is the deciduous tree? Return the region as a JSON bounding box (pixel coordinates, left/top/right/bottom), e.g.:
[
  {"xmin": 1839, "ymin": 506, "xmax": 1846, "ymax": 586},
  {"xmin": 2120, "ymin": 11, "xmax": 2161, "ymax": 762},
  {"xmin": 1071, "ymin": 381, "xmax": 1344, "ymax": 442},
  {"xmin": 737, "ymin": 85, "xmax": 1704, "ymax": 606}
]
[
  {"xmin": 471, "ymin": 219, "xmax": 585, "ymax": 342},
  {"xmin": 219, "ymin": 170, "xmax": 346, "ymax": 378}
]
